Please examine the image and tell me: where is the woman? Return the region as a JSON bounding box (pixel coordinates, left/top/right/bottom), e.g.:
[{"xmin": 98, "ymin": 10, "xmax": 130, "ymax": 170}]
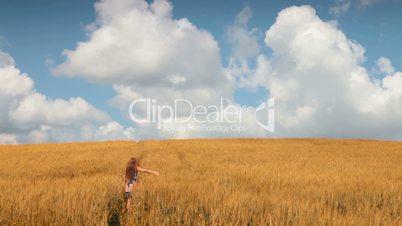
[{"xmin": 124, "ymin": 157, "xmax": 159, "ymax": 210}]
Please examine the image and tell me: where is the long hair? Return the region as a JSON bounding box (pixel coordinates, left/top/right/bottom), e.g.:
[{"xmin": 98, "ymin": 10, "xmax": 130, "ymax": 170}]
[{"xmin": 125, "ymin": 158, "xmax": 139, "ymax": 181}]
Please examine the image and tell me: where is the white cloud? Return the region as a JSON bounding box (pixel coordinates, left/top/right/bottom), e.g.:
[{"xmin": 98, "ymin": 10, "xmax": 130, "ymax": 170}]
[
  {"xmin": 0, "ymin": 51, "xmax": 136, "ymax": 143},
  {"xmin": 226, "ymin": 6, "xmax": 260, "ymax": 60},
  {"xmin": 97, "ymin": 121, "xmax": 136, "ymax": 140},
  {"xmin": 356, "ymin": 0, "xmax": 382, "ymax": 7},
  {"xmin": 224, "ymin": 6, "xmax": 266, "ymax": 92},
  {"xmin": 107, "ymin": 83, "xmax": 266, "ymax": 139},
  {"xmin": 0, "ymin": 133, "xmax": 17, "ymax": 144},
  {"xmin": 0, "ymin": 66, "xmax": 33, "ymax": 96},
  {"xmin": 0, "ymin": 51, "xmax": 15, "ymax": 68},
  {"xmin": 330, "ymin": 0, "xmax": 382, "ymax": 15},
  {"xmin": 376, "ymin": 57, "xmax": 395, "ymax": 75},
  {"xmin": 238, "ymin": 5, "xmax": 402, "ymax": 139},
  {"xmin": 52, "ymin": 1, "xmax": 402, "ymax": 141},
  {"xmin": 53, "ymin": 0, "xmax": 226, "ymax": 90},
  {"xmin": 10, "ymin": 93, "xmax": 109, "ymax": 130},
  {"xmin": 330, "ymin": 0, "xmax": 351, "ymax": 15},
  {"xmin": 226, "ymin": 54, "xmax": 272, "ymax": 91},
  {"xmin": 53, "ymin": 0, "xmax": 243, "ymax": 139}
]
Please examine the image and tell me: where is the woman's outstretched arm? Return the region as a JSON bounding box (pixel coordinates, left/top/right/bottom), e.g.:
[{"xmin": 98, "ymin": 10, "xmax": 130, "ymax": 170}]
[{"xmin": 137, "ymin": 166, "xmax": 160, "ymax": 176}]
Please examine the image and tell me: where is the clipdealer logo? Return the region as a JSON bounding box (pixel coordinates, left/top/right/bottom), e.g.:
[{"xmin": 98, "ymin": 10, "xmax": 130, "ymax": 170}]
[{"xmin": 128, "ymin": 98, "xmax": 274, "ymax": 133}]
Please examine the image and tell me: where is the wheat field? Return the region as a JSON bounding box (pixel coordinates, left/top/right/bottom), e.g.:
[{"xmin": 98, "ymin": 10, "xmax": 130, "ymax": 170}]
[{"xmin": 0, "ymin": 139, "xmax": 401, "ymax": 225}]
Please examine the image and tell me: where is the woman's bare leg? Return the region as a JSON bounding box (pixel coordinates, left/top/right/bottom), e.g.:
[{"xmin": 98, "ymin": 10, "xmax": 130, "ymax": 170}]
[
  {"xmin": 125, "ymin": 183, "xmax": 137, "ymax": 211},
  {"xmin": 124, "ymin": 183, "xmax": 132, "ymax": 211},
  {"xmin": 126, "ymin": 197, "xmax": 132, "ymax": 210}
]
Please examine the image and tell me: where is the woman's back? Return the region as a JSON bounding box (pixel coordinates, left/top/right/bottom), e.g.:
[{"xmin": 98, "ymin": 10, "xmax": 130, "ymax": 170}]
[{"xmin": 125, "ymin": 158, "xmax": 138, "ymax": 182}]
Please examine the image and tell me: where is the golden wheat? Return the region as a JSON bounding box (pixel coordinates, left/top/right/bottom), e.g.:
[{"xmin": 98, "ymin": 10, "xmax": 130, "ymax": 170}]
[{"xmin": 0, "ymin": 139, "xmax": 401, "ymax": 225}]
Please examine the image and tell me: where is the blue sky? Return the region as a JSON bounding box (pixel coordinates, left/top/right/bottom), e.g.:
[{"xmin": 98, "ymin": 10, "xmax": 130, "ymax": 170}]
[
  {"xmin": 1, "ymin": 0, "xmax": 400, "ymax": 107},
  {"xmin": 1, "ymin": 0, "xmax": 402, "ymax": 143}
]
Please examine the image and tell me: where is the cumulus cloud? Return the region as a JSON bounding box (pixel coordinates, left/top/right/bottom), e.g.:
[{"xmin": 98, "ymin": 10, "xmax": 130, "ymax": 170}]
[
  {"xmin": 54, "ymin": 0, "xmax": 246, "ymax": 139},
  {"xmin": 53, "ymin": 0, "xmax": 226, "ymax": 90},
  {"xmin": 0, "ymin": 51, "xmax": 136, "ymax": 144},
  {"xmin": 52, "ymin": 1, "xmax": 402, "ymax": 141},
  {"xmin": 237, "ymin": 5, "xmax": 402, "ymax": 139}
]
